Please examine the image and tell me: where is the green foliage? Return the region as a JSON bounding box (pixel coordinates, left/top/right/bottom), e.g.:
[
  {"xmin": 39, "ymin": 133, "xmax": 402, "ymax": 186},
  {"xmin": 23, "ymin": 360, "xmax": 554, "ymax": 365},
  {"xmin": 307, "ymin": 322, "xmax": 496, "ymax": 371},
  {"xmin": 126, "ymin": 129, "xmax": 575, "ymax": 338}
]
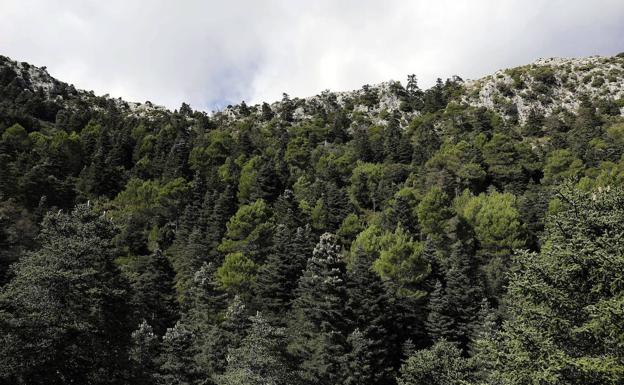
[
  {"xmin": 218, "ymin": 199, "xmax": 272, "ymax": 261},
  {"xmin": 482, "ymin": 133, "xmax": 539, "ymax": 191},
  {"xmin": 129, "ymin": 320, "xmax": 160, "ymax": 385},
  {"xmin": 2, "ymin": 54, "xmax": 624, "ymax": 385},
  {"xmin": 158, "ymin": 322, "xmax": 201, "ymax": 385},
  {"xmin": 255, "ymin": 225, "xmax": 314, "ymax": 321},
  {"xmin": 542, "ymin": 149, "xmax": 584, "ymax": 184},
  {"xmin": 373, "ymin": 226, "xmax": 429, "ymax": 298},
  {"xmin": 456, "ymin": 190, "xmax": 526, "ymax": 297},
  {"xmin": 424, "ymin": 140, "xmax": 486, "ymax": 193},
  {"xmin": 456, "ymin": 190, "xmax": 526, "ymax": 255},
  {"xmin": 490, "ymin": 185, "xmax": 624, "ymax": 384},
  {"xmin": 0, "ymin": 204, "xmax": 133, "ymax": 384},
  {"xmin": 417, "ymin": 187, "xmax": 453, "ymax": 240},
  {"xmin": 1, "ymin": 123, "xmax": 30, "ymax": 153},
  {"xmin": 397, "ymin": 341, "xmax": 473, "ymax": 385},
  {"xmin": 216, "ymin": 252, "xmax": 258, "ymax": 297},
  {"xmin": 349, "ymin": 162, "xmax": 404, "ymax": 211},
  {"xmin": 121, "ymin": 250, "xmax": 178, "ymax": 335},
  {"xmin": 289, "ymin": 233, "xmax": 348, "ymax": 385},
  {"xmin": 346, "ymin": 247, "xmax": 398, "ymax": 385},
  {"xmin": 216, "ymin": 313, "xmax": 294, "ymax": 385}
]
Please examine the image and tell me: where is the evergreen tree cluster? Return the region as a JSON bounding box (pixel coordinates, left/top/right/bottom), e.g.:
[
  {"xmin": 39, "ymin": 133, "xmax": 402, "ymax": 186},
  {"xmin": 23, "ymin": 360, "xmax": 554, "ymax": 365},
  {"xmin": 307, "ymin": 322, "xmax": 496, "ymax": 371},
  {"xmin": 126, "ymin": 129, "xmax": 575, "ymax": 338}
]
[{"xmin": 1, "ymin": 53, "xmax": 624, "ymax": 384}]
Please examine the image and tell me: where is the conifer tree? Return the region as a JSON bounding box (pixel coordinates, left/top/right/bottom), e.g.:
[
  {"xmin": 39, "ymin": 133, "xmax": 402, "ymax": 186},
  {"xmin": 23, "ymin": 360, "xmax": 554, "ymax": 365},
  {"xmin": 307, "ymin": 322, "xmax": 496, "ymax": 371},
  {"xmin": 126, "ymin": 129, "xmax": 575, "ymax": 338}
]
[
  {"xmin": 491, "ymin": 186, "xmax": 624, "ymax": 384},
  {"xmin": 129, "ymin": 320, "xmax": 160, "ymax": 385},
  {"xmin": 124, "ymin": 249, "xmax": 178, "ymax": 335},
  {"xmin": 426, "ymin": 240, "xmax": 482, "ymax": 350},
  {"xmin": 397, "ymin": 341, "xmax": 473, "ymax": 385},
  {"xmin": 197, "ymin": 296, "xmax": 251, "ymax": 378},
  {"xmin": 205, "ymin": 185, "xmax": 236, "ymax": 262},
  {"xmin": 0, "ymin": 204, "xmax": 133, "ymax": 385},
  {"xmin": 425, "ymin": 280, "xmax": 455, "ymax": 343},
  {"xmin": 344, "ymin": 329, "xmax": 376, "ymax": 385},
  {"xmin": 157, "ymin": 322, "xmax": 201, "ymax": 385},
  {"xmin": 346, "ymin": 247, "xmax": 398, "ymax": 385},
  {"xmin": 289, "ymin": 233, "xmax": 348, "ymax": 385},
  {"xmin": 255, "ymin": 224, "xmax": 313, "ymax": 322},
  {"xmin": 216, "ymin": 313, "xmax": 294, "ymax": 385}
]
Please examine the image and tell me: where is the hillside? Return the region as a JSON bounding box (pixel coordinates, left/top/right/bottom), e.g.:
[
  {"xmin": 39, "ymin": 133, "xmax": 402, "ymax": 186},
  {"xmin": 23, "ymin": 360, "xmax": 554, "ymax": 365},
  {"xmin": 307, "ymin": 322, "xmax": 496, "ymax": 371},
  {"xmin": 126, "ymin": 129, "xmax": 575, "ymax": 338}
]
[{"xmin": 1, "ymin": 53, "xmax": 624, "ymax": 385}]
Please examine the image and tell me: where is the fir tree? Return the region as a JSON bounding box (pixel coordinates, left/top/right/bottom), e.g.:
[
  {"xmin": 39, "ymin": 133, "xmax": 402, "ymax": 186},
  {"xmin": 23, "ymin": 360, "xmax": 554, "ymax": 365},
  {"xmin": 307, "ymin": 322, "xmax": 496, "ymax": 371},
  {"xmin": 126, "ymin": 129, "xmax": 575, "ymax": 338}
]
[
  {"xmin": 124, "ymin": 249, "xmax": 179, "ymax": 335},
  {"xmin": 0, "ymin": 204, "xmax": 134, "ymax": 385},
  {"xmin": 491, "ymin": 186, "xmax": 624, "ymax": 384},
  {"xmin": 216, "ymin": 312, "xmax": 294, "ymax": 385},
  {"xmin": 346, "ymin": 247, "xmax": 398, "ymax": 385},
  {"xmin": 255, "ymin": 224, "xmax": 314, "ymax": 322},
  {"xmin": 343, "ymin": 329, "xmax": 376, "ymax": 385},
  {"xmin": 129, "ymin": 320, "xmax": 160, "ymax": 385},
  {"xmin": 157, "ymin": 322, "xmax": 201, "ymax": 385},
  {"xmin": 197, "ymin": 296, "xmax": 251, "ymax": 378},
  {"xmin": 425, "ymin": 280, "xmax": 455, "ymax": 343},
  {"xmin": 289, "ymin": 233, "xmax": 348, "ymax": 385},
  {"xmin": 426, "ymin": 239, "xmax": 482, "ymax": 350}
]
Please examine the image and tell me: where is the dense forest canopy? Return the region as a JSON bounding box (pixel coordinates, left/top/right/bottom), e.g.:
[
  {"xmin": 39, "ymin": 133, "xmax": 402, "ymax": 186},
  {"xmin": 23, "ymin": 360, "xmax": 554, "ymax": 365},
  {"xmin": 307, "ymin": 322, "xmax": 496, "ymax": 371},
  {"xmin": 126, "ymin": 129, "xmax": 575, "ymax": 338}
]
[{"xmin": 1, "ymin": 53, "xmax": 624, "ymax": 384}]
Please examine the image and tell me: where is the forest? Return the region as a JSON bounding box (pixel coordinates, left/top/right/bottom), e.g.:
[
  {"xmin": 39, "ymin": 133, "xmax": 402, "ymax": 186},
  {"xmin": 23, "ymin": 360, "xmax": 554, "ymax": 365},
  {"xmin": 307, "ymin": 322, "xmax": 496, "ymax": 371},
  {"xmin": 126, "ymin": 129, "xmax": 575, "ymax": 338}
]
[{"xmin": 1, "ymin": 53, "xmax": 624, "ymax": 384}]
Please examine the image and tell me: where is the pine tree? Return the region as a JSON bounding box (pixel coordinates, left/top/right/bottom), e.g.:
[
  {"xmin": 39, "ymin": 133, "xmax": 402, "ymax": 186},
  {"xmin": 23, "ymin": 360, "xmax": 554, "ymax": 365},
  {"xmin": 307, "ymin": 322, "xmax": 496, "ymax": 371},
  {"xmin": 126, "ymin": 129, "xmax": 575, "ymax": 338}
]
[
  {"xmin": 343, "ymin": 329, "xmax": 376, "ymax": 385},
  {"xmin": 289, "ymin": 233, "xmax": 348, "ymax": 385},
  {"xmin": 255, "ymin": 224, "xmax": 314, "ymax": 322},
  {"xmin": 124, "ymin": 249, "xmax": 179, "ymax": 335},
  {"xmin": 346, "ymin": 247, "xmax": 398, "ymax": 385},
  {"xmin": 491, "ymin": 186, "xmax": 624, "ymax": 384},
  {"xmin": 426, "ymin": 240, "xmax": 482, "ymax": 350},
  {"xmin": 216, "ymin": 312, "xmax": 294, "ymax": 385},
  {"xmin": 397, "ymin": 341, "xmax": 473, "ymax": 385},
  {"xmin": 0, "ymin": 204, "xmax": 134, "ymax": 385},
  {"xmin": 129, "ymin": 320, "xmax": 160, "ymax": 385},
  {"xmin": 157, "ymin": 322, "xmax": 201, "ymax": 385}
]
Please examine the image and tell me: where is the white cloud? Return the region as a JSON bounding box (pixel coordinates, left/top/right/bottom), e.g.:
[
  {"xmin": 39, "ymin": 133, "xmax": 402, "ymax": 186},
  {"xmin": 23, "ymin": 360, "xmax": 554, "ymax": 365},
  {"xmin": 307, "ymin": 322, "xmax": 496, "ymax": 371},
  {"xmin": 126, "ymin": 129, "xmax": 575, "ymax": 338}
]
[{"xmin": 0, "ymin": 0, "xmax": 622, "ymax": 111}]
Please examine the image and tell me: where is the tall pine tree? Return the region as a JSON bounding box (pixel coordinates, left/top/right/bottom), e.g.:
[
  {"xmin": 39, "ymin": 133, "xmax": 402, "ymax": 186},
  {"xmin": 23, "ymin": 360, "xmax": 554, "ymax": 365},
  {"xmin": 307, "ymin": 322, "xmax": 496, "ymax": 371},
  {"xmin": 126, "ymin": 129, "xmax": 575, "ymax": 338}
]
[
  {"xmin": 288, "ymin": 233, "xmax": 349, "ymax": 385},
  {"xmin": 0, "ymin": 204, "xmax": 134, "ymax": 385}
]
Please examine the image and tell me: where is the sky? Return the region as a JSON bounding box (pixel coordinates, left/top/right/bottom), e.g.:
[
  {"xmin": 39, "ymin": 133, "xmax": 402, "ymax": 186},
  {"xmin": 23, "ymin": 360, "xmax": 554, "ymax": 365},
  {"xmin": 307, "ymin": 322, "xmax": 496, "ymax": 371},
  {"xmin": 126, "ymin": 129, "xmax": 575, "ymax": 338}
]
[{"xmin": 1, "ymin": 1, "xmax": 623, "ymax": 112}]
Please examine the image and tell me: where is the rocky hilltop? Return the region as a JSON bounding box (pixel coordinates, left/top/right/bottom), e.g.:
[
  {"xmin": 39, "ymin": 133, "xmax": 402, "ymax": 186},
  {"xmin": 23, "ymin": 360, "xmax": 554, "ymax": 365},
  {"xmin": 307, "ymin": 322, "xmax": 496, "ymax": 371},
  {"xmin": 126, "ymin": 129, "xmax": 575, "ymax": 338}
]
[
  {"xmin": 463, "ymin": 55, "xmax": 624, "ymax": 123},
  {"xmin": 2, "ymin": 53, "xmax": 623, "ymax": 131},
  {"xmin": 217, "ymin": 53, "xmax": 624, "ymax": 128}
]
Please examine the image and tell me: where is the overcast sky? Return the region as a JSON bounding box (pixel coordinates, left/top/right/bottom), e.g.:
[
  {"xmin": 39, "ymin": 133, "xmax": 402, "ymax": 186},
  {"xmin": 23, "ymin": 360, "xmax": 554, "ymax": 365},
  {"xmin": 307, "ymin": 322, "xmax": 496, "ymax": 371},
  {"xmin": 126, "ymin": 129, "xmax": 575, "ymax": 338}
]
[{"xmin": 1, "ymin": 1, "xmax": 623, "ymax": 111}]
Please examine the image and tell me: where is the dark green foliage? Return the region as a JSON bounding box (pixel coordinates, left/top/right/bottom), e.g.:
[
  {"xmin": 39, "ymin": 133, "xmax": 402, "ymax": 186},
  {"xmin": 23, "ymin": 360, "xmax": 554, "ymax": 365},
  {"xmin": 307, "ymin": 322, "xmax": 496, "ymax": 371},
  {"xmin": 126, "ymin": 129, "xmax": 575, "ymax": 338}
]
[
  {"xmin": 0, "ymin": 204, "xmax": 133, "ymax": 384},
  {"xmin": 123, "ymin": 250, "xmax": 179, "ymax": 335},
  {"xmin": 216, "ymin": 313, "xmax": 294, "ymax": 385},
  {"xmin": 425, "ymin": 239, "xmax": 482, "ymax": 350},
  {"xmin": 157, "ymin": 322, "xmax": 201, "ymax": 385},
  {"xmin": 255, "ymin": 224, "xmax": 314, "ymax": 321},
  {"xmin": 129, "ymin": 320, "xmax": 160, "ymax": 385},
  {"xmin": 397, "ymin": 341, "xmax": 473, "ymax": 385},
  {"xmin": 289, "ymin": 233, "xmax": 348, "ymax": 385},
  {"xmin": 0, "ymin": 199, "xmax": 37, "ymax": 284},
  {"xmin": 346, "ymin": 248, "xmax": 398, "ymax": 385},
  {"xmin": 488, "ymin": 186, "xmax": 624, "ymax": 384}
]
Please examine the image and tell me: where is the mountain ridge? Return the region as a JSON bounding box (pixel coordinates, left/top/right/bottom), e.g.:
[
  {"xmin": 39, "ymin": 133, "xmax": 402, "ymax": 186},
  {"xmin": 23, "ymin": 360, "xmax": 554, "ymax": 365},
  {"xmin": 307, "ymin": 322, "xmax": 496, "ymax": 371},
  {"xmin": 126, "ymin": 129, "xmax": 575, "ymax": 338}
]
[{"xmin": 3, "ymin": 53, "xmax": 623, "ymax": 128}]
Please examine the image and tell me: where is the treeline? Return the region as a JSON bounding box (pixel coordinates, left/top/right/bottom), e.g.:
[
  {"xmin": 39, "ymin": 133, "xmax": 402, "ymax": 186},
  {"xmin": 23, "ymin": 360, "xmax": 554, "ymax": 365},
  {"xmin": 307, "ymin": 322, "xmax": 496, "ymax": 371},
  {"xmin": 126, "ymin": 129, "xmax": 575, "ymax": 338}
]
[{"xmin": 0, "ymin": 55, "xmax": 623, "ymax": 384}]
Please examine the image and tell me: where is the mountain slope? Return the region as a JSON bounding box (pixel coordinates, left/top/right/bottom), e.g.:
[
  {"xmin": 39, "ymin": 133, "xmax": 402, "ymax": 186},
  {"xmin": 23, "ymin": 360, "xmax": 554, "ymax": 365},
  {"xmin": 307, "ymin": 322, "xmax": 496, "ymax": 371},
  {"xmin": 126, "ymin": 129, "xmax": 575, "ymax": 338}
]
[{"xmin": 1, "ymin": 52, "xmax": 624, "ymax": 385}]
